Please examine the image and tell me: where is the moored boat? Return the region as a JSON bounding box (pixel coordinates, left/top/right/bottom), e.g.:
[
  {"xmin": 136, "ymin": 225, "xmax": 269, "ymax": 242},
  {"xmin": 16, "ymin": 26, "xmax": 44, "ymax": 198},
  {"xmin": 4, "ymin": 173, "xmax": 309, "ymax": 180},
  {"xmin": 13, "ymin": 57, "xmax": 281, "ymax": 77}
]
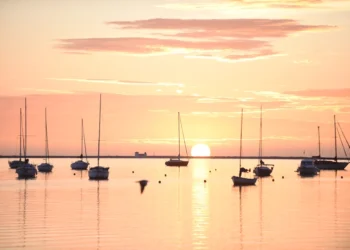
[
  {"xmin": 165, "ymin": 112, "xmax": 189, "ymax": 167},
  {"xmin": 9, "ymin": 108, "xmax": 25, "ymax": 169},
  {"xmin": 71, "ymin": 119, "xmax": 89, "ymax": 170},
  {"xmin": 88, "ymin": 94, "xmax": 109, "ymax": 180},
  {"xmin": 232, "ymin": 109, "xmax": 257, "ymax": 186},
  {"xmin": 297, "ymin": 158, "xmax": 319, "ymax": 176},
  {"xmin": 38, "ymin": 108, "xmax": 53, "ymax": 173},
  {"xmin": 16, "ymin": 98, "xmax": 37, "ymax": 179},
  {"xmin": 253, "ymin": 106, "xmax": 274, "ymax": 177}
]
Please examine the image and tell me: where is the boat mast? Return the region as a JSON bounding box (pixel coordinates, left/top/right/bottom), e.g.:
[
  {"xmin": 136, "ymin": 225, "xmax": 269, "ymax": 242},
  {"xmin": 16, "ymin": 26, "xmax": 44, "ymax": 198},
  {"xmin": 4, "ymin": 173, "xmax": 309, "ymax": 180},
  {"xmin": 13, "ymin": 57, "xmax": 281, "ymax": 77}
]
[
  {"xmin": 178, "ymin": 112, "xmax": 180, "ymax": 160},
  {"xmin": 45, "ymin": 108, "xmax": 49, "ymax": 163},
  {"xmin": 19, "ymin": 108, "xmax": 22, "ymax": 161},
  {"xmin": 334, "ymin": 115, "xmax": 337, "ymax": 162},
  {"xmin": 81, "ymin": 118, "xmax": 83, "ymax": 160},
  {"xmin": 97, "ymin": 94, "xmax": 102, "ymax": 166},
  {"xmin": 82, "ymin": 119, "xmax": 88, "ymax": 162},
  {"xmin": 239, "ymin": 109, "xmax": 243, "ymax": 170},
  {"xmin": 318, "ymin": 126, "xmax": 321, "ymax": 157},
  {"xmin": 24, "ymin": 98, "xmax": 27, "ymax": 160},
  {"xmin": 259, "ymin": 105, "xmax": 262, "ymax": 163}
]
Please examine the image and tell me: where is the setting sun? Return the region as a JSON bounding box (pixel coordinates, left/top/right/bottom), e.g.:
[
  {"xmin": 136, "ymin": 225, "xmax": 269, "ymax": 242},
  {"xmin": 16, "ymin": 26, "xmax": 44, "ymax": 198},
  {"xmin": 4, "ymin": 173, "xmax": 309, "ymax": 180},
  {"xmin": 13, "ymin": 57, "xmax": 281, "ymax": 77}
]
[{"xmin": 191, "ymin": 144, "xmax": 211, "ymax": 157}]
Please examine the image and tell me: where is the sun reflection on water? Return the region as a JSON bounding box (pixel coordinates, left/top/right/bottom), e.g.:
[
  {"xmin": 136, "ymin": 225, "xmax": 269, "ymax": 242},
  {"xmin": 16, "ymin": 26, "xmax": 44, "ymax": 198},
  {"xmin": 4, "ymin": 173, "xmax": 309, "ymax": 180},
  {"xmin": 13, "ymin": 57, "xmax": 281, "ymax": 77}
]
[{"xmin": 191, "ymin": 160, "xmax": 209, "ymax": 250}]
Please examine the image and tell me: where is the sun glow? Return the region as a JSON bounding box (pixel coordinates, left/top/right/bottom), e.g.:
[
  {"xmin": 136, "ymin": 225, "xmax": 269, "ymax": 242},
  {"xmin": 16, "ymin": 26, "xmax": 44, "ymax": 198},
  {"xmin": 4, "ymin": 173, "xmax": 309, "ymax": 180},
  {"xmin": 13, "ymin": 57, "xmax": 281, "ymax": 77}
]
[{"xmin": 191, "ymin": 144, "xmax": 211, "ymax": 157}]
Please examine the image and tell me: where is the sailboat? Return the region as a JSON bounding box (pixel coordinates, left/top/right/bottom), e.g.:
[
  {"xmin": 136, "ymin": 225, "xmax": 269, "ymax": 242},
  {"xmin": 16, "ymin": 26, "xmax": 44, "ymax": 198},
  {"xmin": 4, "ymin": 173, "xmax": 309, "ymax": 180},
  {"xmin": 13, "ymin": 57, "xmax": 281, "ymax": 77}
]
[
  {"xmin": 88, "ymin": 94, "xmax": 109, "ymax": 180},
  {"xmin": 71, "ymin": 119, "xmax": 90, "ymax": 170},
  {"xmin": 165, "ymin": 112, "xmax": 189, "ymax": 167},
  {"xmin": 231, "ymin": 109, "xmax": 257, "ymax": 186},
  {"xmin": 313, "ymin": 115, "xmax": 348, "ymax": 170},
  {"xmin": 37, "ymin": 108, "xmax": 54, "ymax": 172},
  {"xmin": 16, "ymin": 98, "xmax": 38, "ymax": 179},
  {"xmin": 253, "ymin": 106, "xmax": 274, "ymax": 177},
  {"xmin": 9, "ymin": 108, "xmax": 25, "ymax": 169}
]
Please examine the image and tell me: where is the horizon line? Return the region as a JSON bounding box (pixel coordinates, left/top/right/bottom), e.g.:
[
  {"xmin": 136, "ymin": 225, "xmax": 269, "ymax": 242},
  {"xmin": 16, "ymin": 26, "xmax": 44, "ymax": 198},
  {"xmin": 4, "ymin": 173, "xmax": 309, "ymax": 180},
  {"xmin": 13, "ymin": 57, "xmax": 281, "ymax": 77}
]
[{"xmin": 2, "ymin": 155, "xmax": 349, "ymax": 160}]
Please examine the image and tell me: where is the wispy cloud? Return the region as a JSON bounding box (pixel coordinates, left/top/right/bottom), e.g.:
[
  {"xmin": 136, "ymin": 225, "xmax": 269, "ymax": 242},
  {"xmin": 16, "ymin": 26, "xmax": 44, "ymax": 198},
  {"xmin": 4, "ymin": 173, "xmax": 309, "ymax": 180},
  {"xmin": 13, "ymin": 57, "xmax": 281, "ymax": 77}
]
[
  {"xmin": 186, "ymin": 50, "xmax": 286, "ymax": 63},
  {"xmin": 284, "ymin": 88, "xmax": 350, "ymax": 98},
  {"xmin": 47, "ymin": 78, "xmax": 184, "ymax": 87},
  {"xmin": 56, "ymin": 18, "xmax": 335, "ymax": 63},
  {"xmin": 157, "ymin": 0, "xmax": 350, "ymax": 10},
  {"xmin": 293, "ymin": 59, "xmax": 312, "ymax": 64},
  {"xmin": 19, "ymin": 88, "xmax": 75, "ymax": 94}
]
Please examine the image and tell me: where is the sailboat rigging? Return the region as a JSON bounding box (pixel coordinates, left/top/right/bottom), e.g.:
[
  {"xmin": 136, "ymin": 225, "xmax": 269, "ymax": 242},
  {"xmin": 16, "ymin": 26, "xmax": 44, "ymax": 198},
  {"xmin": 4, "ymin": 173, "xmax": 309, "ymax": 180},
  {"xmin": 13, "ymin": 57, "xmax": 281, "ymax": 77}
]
[
  {"xmin": 9, "ymin": 108, "xmax": 25, "ymax": 169},
  {"xmin": 38, "ymin": 108, "xmax": 54, "ymax": 172},
  {"xmin": 253, "ymin": 106, "xmax": 274, "ymax": 177},
  {"xmin": 313, "ymin": 115, "xmax": 348, "ymax": 170},
  {"xmin": 71, "ymin": 119, "xmax": 90, "ymax": 170},
  {"xmin": 231, "ymin": 109, "xmax": 257, "ymax": 186},
  {"xmin": 165, "ymin": 112, "xmax": 189, "ymax": 167},
  {"xmin": 88, "ymin": 94, "xmax": 109, "ymax": 180},
  {"xmin": 16, "ymin": 98, "xmax": 37, "ymax": 179}
]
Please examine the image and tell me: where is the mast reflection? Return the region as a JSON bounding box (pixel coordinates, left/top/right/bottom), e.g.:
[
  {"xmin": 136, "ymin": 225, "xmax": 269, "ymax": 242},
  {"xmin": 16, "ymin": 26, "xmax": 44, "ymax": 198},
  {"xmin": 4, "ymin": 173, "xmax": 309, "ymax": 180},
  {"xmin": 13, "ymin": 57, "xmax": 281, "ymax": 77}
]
[
  {"xmin": 21, "ymin": 179, "xmax": 28, "ymax": 248},
  {"xmin": 97, "ymin": 180, "xmax": 100, "ymax": 250},
  {"xmin": 239, "ymin": 186, "xmax": 243, "ymax": 250}
]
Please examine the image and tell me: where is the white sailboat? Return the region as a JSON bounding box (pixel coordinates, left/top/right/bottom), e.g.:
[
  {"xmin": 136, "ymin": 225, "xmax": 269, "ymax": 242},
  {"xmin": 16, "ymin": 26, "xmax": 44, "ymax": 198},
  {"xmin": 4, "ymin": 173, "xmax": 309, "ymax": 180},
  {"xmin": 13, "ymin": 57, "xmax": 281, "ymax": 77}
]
[
  {"xmin": 88, "ymin": 94, "xmax": 109, "ymax": 180},
  {"xmin": 253, "ymin": 106, "xmax": 274, "ymax": 177},
  {"xmin": 231, "ymin": 109, "xmax": 257, "ymax": 186},
  {"xmin": 71, "ymin": 119, "xmax": 89, "ymax": 170},
  {"xmin": 16, "ymin": 98, "xmax": 37, "ymax": 179},
  {"xmin": 9, "ymin": 108, "xmax": 25, "ymax": 169},
  {"xmin": 37, "ymin": 108, "xmax": 54, "ymax": 172},
  {"xmin": 165, "ymin": 112, "xmax": 189, "ymax": 167}
]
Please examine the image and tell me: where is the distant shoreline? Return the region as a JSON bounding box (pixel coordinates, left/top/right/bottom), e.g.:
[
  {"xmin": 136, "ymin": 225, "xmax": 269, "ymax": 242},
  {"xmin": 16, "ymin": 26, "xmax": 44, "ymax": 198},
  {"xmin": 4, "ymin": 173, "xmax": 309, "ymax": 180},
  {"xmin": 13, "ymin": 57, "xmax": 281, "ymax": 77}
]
[{"xmin": 1, "ymin": 155, "xmax": 348, "ymax": 160}]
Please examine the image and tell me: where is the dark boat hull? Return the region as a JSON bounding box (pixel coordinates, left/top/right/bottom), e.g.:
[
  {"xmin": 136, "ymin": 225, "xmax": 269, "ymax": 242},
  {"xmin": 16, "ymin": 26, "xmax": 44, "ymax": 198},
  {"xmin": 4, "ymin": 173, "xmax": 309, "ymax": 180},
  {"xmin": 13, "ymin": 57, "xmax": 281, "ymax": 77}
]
[
  {"xmin": 315, "ymin": 161, "xmax": 348, "ymax": 170},
  {"xmin": 232, "ymin": 176, "xmax": 257, "ymax": 186},
  {"xmin": 165, "ymin": 160, "xmax": 189, "ymax": 167},
  {"xmin": 253, "ymin": 166, "xmax": 273, "ymax": 177}
]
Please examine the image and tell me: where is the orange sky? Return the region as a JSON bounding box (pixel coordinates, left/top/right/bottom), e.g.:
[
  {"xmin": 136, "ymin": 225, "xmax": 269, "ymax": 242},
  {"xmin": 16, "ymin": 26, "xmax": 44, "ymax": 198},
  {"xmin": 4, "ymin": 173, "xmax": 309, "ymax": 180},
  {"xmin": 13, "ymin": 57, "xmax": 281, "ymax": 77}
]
[{"xmin": 1, "ymin": 0, "xmax": 350, "ymax": 157}]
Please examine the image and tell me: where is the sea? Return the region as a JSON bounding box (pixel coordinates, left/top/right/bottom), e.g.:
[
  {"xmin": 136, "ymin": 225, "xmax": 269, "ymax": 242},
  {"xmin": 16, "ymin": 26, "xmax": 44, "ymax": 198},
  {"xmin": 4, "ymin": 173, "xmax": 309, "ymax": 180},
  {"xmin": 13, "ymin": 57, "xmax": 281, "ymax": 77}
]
[{"xmin": 0, "ymin": 158, "xmax": 349, "ymax": 250}]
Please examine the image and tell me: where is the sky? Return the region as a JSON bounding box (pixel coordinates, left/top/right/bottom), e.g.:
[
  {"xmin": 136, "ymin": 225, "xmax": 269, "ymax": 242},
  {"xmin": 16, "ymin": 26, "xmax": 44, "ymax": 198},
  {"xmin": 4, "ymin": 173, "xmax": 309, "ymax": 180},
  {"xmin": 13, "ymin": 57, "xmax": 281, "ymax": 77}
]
[{"xmin": 1, "ymin": 0, "xmax": 350, "ymax": 157}]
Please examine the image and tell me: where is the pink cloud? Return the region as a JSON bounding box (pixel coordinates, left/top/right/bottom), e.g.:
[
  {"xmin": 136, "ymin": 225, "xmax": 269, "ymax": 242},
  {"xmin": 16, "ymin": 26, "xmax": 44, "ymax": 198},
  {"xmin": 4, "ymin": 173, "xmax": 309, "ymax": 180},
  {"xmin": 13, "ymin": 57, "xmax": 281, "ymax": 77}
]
[
  {"xmin": 56, "ymin": 37, "xmax": 269, "ymax": 54},
  {"xmin": 107, "ymin": 19, "xmax": 334, "ymax": 39},
  {"xmin": 56, "ymin": 18, "xmax": 335, "ymax": 62}
]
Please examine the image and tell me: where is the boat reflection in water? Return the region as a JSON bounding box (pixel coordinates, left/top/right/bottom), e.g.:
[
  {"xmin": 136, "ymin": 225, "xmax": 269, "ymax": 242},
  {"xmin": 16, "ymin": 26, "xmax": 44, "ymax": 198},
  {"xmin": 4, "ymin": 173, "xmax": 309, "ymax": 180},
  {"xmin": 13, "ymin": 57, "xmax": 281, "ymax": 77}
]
[{"xmin": 96, "ymin": 181, "xmax": 101, "ymax": 250}]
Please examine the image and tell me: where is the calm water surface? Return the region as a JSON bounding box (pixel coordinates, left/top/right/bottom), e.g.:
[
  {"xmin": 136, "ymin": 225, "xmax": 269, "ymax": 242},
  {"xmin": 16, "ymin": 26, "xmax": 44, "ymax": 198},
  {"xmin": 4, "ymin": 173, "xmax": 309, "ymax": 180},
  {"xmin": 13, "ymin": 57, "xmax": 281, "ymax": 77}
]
[{"xmin": 0, "ymin": 158, "xmax": 349, "ymax": 249}]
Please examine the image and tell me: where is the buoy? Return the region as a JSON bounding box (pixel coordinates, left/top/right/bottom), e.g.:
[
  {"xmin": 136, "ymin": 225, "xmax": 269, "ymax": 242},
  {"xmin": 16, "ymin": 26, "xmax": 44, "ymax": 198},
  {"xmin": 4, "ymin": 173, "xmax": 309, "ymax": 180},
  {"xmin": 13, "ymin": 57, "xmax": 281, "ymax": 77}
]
[
  {"xmin": 272, "ymin": 179, "xmax": 275, "ymax": 182},
  {"xmin": 209, "ymin": 170, "xmax": 211, "ymax": 173},
  {"xmin": 158, "ymin": 180, "xmax": 161, "ymax": 184},
  {"xmin": 282, "ymin": 176, "xmax": 284, "ymax": 179},
  {"xmin": 132, "ymin": 171, "xmax": 134, "ymax": 174},
  {"xmin": 164, "ymin": 174, "xmax": 167, "ymax": 177},
  {"xmin": 215, "ymin": 169, "xmax": 217, "ymax": 171},
  {"xmin": 204, "ymin": 180, "xmax": 207, "ymax": 183},
  {"xmin": 341, "ymin": 176, "xmax": 343, "ymax": 179}
]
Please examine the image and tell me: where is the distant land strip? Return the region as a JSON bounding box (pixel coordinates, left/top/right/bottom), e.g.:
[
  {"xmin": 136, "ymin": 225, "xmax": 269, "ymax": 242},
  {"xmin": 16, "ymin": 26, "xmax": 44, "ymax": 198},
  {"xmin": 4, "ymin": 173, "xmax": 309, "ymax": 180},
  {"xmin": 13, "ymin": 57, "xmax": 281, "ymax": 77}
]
[{"xmin": 1, "ymin": 155, "xmax": 349, "ymax": 160}]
